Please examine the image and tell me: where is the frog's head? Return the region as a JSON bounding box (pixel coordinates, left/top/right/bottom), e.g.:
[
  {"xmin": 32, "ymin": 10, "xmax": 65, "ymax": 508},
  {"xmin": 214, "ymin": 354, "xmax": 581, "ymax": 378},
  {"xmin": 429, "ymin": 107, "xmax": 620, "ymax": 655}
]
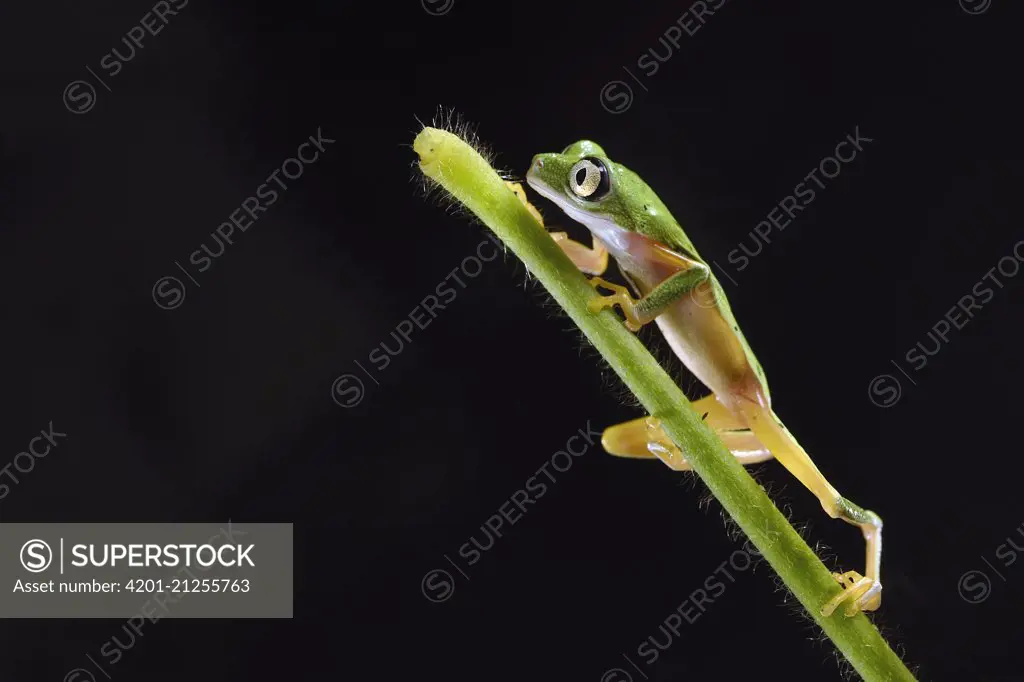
[{"xmin": 525, "ymin": 141, "xmax": 670, "ymax": 245}]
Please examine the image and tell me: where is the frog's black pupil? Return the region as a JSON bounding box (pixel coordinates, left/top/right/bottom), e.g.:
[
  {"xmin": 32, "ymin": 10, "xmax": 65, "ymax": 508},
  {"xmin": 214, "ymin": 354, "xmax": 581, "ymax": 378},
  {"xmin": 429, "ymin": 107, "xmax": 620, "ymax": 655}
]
[{"xmin": 575, "ymin": 168, "xmax": 587, "ymax": 186}]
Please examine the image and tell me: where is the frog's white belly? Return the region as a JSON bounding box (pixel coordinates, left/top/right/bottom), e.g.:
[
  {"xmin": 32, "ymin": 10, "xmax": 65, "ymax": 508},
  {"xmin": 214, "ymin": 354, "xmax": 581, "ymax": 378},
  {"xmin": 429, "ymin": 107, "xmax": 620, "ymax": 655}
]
[
  {"xmin": 624, "ymin": 261, "xmax": 762, "ymax": 408},
  {"xmin": 653, "ymin": 298, "xmax": 752, "ymax": 401}
]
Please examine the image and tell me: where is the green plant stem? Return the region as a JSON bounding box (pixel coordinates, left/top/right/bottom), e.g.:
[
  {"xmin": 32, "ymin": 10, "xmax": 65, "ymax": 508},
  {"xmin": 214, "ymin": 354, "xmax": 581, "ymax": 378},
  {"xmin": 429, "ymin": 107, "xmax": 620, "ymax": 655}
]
[{"xmin": 414, "ymin": 126, "xmax": 915, "ymax": 682}]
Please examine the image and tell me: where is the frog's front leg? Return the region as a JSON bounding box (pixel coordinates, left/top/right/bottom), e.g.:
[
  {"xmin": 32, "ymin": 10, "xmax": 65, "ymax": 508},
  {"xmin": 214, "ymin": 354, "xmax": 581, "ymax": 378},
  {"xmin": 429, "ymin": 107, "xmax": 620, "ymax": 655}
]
[
  {"xmin": 506, "ymin": 180, "xmax": 608, "ymax": 275},
  {"xmin": 588, "ymin": 264, "xmax": 709, "ymax": 332},
  {"xmin": 550, "ymin": 232, "xmax": 609, "ymax": 275}
]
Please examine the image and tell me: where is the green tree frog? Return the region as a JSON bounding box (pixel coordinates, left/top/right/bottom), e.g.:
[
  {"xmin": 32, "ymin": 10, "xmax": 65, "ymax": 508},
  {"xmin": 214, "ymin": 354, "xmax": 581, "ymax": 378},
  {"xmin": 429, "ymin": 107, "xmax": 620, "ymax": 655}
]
[{"xmin": 512, "ymin": 140, "xmax": 883, "ymax": 618}]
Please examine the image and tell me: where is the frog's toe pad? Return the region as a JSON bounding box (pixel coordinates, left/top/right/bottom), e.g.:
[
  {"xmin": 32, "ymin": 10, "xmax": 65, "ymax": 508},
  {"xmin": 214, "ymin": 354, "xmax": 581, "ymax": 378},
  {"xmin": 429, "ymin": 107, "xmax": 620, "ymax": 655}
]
[{"xmin": 821, "ymin": 571, "xmax": 882, "ymax": 617}]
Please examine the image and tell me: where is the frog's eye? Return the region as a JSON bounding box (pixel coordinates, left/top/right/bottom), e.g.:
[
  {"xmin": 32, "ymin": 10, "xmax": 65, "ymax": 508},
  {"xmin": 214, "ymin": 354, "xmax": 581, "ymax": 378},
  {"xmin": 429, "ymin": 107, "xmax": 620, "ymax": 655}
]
[{"xmin": 568, "ymin": 157, "xmax": 610, "ymax": 200}]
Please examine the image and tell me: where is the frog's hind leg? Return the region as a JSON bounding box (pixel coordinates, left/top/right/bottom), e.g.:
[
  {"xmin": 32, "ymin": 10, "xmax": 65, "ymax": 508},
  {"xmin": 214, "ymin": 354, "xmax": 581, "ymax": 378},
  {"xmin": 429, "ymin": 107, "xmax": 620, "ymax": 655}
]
[
  {"xmin": 505, "ymin": 181, "xmax": 608, "ymax": 275},
  {"xmin": 691, "ymin": 393, "xmax": 747, "ymax": 430},
  {"xmin": 601, "ymin": 394, "xmax": 775, "ymax": 471},
  {"xmin": 734, "ymin": 401, "xmax": 883, "ymax": 617},
  {"xmin": 602, "ymin": 417, "xmax": 772, "ymax": 470}
]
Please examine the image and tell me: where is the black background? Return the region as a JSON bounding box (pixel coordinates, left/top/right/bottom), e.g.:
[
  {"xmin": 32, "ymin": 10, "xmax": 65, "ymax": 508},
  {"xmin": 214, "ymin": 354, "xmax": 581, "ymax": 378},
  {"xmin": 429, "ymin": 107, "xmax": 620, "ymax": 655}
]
[{"xmin": 2, "ymin": 0, "xmax": 1023, "ymax": 680}]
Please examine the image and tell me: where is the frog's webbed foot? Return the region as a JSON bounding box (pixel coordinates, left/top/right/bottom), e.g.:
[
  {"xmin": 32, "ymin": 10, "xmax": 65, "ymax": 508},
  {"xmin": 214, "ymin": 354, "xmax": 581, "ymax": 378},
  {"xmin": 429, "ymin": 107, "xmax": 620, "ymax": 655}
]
[
  {"xmin": 821, "ymin": 570, "xmax": 882, "ymax": 617},
  {"xmin": 587, "ymin": 277, "xmax": 646, "ymax": 331}
]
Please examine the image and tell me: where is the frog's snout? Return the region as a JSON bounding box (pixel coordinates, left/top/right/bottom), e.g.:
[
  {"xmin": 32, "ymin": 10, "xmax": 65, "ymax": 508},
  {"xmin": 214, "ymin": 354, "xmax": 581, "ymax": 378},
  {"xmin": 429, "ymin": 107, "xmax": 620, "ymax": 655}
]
[
  {"xmin": 526, "ymin": 155, "xmax": 545, "ymax": 180},
  {"xmin": 527, "ymin": 154, "xmax": 554, "ymax": 182},
  {"xmin": 526, "ymin": 153, "xmax": 561, "ymax": 196}
]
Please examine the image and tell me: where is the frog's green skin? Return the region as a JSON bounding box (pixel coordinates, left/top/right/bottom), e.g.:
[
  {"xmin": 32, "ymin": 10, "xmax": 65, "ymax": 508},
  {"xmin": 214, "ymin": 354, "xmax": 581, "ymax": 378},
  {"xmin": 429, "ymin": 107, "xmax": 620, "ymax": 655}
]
[
  {"xmin": 526, "ymin": 140, "xmax": 769, "ymax": 410},
  {"xmin": 524, "ymin": 140, "xmax": 883, "ymax": 618}
]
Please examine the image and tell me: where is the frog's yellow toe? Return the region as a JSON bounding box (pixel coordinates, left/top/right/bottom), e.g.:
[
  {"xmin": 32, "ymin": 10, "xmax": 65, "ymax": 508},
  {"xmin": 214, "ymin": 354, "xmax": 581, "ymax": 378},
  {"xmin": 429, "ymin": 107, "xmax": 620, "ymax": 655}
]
[
  {"xmin": 588, "ymin": 296, "xmax": 613, "ymax": 314},
  {"xmin": 821, "ymin": 571, "xmax": 882, "ymax": 617}
]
